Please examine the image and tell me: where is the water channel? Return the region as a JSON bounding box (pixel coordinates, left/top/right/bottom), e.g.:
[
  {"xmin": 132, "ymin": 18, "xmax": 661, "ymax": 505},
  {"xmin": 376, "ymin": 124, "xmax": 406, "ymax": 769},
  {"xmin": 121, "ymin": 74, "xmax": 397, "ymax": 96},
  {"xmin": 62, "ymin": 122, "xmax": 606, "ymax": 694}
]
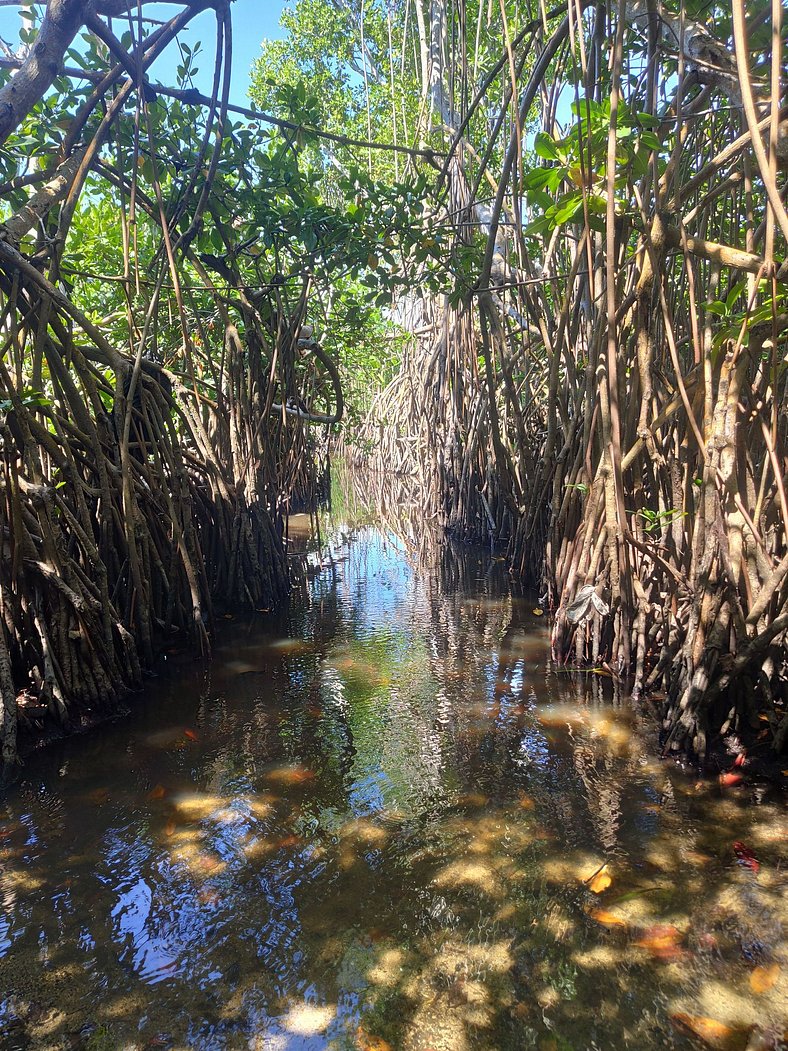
[{"xmin": 1, "ymin": 497, "xmax": 786, "ymax": 1050}]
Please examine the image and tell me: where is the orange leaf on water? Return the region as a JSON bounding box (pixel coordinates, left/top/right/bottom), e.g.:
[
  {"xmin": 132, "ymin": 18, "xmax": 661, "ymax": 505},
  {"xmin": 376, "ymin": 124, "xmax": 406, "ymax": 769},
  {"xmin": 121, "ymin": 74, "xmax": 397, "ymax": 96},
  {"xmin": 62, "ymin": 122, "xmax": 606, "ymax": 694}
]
[
  {"xmin": 355, "ymin": 1026, "xmax": 393, "ymax": 1051},
  {"xmin": 669, "ymin": 1013, "xmax": 745, "ymax": 1049},
  {"xmin": 750, "ymin": 963, "xmax": 780, "ymax": 995},
  {"xmin": 635, "ymin": 925, "xmax": 684, "ymax": 959},
  {"xmin": 587, "ymin": 865, "xmax": 612, "ymax": 893},
  {"xmin": 265, "ymin": 766, "xmax": 316, "ymax": 786},
  {"xmin": 587, "ymin": 908, "xmax": 628, "ymax": 928},
  {"xmin": 719, "ymin": 772, "xmax": 743, "ymax": 787},
  {"xmin": 148, "ymin": 784, "xmax": 167, "ymax": 800},
  {"xmin": 164, "ymin": 821, "xmax": 176, "ymax": 837},
  {"xmin": 183, "ymin": 729, "xmax": 198, "ymax": 742}
]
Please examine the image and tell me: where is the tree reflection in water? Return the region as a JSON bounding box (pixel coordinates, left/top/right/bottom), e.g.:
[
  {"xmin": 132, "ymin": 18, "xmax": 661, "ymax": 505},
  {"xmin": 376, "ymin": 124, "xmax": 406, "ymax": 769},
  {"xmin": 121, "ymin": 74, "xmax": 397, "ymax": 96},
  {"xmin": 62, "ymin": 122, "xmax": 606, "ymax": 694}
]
[{"xmin": 0, "ymin": 483, "xmax": 785, "ymax": 1050}]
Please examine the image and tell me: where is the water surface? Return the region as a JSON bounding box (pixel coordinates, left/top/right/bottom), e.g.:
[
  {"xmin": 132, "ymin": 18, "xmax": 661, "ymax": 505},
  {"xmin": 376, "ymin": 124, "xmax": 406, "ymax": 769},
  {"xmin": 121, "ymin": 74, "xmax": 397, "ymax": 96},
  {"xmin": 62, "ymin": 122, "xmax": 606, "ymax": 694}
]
[{"xmin": 1, "ymin": 524, "xmax": 786, "ymax": 1050}]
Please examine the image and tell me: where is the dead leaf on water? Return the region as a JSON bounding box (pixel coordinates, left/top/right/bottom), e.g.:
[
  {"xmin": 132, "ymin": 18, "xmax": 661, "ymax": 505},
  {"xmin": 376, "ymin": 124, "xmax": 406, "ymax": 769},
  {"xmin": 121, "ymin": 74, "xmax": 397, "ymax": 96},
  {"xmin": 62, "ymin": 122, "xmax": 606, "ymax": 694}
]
[
  {"xmin": 355, "ymin": 1026, "xmax": 393, "ymax": 1051},
  {"xmin": 265, "ymin": 765, "xmax": 316, "ymax": 786},
  {"xmin": 669, "ymin": 1013, "xmax": 748, "ymax": 1050},
  {"xmin": 750, "ymin": 963, "xmax": 780, "ymax": 994},
  {"xmin": 586, "ymin": 864, "xmax": 613, "ymax": 893},
  {"xmin": 719, "ymin": 772, "xmax": 743, "ymax": 787},
  {"xmin": 635, "ymin": 924, "xmax": 684, "ymax": 960},
  {"xmin": 587, "ymin": 908, "xmax": 628, "ymax": 928}
]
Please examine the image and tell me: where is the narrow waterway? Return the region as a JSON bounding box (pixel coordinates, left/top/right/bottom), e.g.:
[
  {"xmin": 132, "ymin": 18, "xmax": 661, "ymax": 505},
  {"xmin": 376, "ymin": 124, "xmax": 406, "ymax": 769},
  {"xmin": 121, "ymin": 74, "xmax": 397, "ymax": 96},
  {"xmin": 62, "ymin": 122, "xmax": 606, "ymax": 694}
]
[{"xmin": 0, "ymin": 511, "xmax": 786, "ymax": 1050}]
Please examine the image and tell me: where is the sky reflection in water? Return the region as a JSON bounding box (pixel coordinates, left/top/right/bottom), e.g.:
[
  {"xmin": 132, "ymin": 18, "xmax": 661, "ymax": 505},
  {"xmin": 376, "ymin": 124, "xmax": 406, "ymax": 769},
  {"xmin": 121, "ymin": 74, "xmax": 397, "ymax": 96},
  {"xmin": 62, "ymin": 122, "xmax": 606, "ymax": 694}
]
[{"xmin": 0, "ymin": 526, "xmax": 786, "ymax": 1050}]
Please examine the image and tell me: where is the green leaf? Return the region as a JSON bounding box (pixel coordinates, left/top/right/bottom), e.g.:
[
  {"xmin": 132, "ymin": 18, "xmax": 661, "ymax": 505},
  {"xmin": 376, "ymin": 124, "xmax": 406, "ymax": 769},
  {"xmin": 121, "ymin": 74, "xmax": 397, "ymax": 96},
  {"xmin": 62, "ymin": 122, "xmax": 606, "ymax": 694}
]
[
  {"xmin": 534, "ymin": 131, "xmax": 560, "ymax": 161},
  {"xmin": 639, "ymin": 130, "xmax": 661, "ymax": 151},
  {"xmin": 552, "ymin": 192, "xmax": 584, "ymax": 226}
]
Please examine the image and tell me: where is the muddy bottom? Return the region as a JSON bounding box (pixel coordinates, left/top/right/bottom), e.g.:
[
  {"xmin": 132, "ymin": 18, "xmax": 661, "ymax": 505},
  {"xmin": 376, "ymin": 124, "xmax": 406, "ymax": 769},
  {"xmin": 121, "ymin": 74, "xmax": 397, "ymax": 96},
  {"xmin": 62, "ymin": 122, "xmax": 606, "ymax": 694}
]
[{"xmin": 0, "ymin": 526, "xmax": 786, "ymax": 1050}]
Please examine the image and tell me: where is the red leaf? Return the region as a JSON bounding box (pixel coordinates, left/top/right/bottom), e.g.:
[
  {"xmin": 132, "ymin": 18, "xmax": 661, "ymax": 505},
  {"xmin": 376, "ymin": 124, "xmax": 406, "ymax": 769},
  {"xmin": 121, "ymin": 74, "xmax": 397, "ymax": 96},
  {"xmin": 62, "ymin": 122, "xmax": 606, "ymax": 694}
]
[
  {"xmin": 719, "ymin": 772, "xmax": 743, "ymax": 787},
  {"xmin": 732, "ymin": 841, "xmax": 760, "ymax": 873},
  {"xmin": 183, "ymin": 729, "xmax": 198, "ymax": 741}
]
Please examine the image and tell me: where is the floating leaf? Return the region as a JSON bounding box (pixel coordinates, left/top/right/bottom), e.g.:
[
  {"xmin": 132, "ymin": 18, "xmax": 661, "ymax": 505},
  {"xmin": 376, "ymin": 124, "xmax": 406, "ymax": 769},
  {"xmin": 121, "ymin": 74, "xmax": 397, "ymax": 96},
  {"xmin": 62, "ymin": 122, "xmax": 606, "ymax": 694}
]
[
  {"xmin": 148, "ymin": 784, "xmax": 167, "ymax": 800},
  {"xmin": 588, "ymin": 907, "xmax": 628, "ymax": 928},
  {"xmin": 586, "ymin": 864, "xmax": 612, "ymax": 893},
  {"xmin": 635, "ymin": 925, "xmax": 683, "ymax": 959},
  {"xmin": 183, "ymin": 729, "xmax": 199, "ymax": 742},
  {"xmin": 669, "ymin": 1014, "xmax": 745, "ymax": 1049},
  {"xmin": 265, "ymin": 765, "xmax": 316, "ymax": 786},
  {"xmin": 750, "ymin": 963, "xmax": 779, "ymax": 994},
  {"xmin": 609, "ymin": 886, "xmax": 659, "ymax": 904},
  {"xmin": 719, "ymin": 772, "xmax": 743, "ymax": 787},
  {"xmin": 732, "ymin": 841, "xmax": 760, "ymax": 873},
  {"xmin": 355, "ymin": 1028, "xmax": 393, "ymax": 1051},
  {"xmin": 532, "ymin": 608, "xmax": 544, "ymax": 616}
]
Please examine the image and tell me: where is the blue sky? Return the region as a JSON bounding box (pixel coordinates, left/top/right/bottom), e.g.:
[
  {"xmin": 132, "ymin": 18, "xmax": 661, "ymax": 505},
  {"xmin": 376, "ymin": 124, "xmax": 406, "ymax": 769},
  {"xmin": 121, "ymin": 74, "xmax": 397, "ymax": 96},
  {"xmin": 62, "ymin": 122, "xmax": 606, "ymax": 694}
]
[{"xmin": 0, "ymin": 1, "xmax": 288, "ymax": 105}]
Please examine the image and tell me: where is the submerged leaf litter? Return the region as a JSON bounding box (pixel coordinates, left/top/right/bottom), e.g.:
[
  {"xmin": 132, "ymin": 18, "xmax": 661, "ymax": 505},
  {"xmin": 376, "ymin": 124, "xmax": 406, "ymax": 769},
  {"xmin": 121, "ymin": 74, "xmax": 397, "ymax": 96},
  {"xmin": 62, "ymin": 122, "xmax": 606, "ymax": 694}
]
[{"xmin": 0, "ymin": 521, "xmax": 786, "ymax": 1050}]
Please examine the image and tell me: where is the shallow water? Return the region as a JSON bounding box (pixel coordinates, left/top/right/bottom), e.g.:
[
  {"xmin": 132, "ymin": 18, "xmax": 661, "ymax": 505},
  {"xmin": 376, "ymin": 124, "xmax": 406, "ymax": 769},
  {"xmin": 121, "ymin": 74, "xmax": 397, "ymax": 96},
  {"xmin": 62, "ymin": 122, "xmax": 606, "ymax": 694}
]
[{"xmin": 0, "ymin": 524, "xmax": 786, "ymax": 1051}]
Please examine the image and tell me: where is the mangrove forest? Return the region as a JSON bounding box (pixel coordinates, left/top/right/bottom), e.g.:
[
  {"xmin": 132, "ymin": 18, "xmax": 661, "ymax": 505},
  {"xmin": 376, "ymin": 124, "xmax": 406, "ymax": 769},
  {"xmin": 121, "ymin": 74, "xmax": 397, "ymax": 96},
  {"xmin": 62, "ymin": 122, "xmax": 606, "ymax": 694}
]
[{"xmin": 0, "ymin": 0, "xmax": 785, "ymax": 1047}]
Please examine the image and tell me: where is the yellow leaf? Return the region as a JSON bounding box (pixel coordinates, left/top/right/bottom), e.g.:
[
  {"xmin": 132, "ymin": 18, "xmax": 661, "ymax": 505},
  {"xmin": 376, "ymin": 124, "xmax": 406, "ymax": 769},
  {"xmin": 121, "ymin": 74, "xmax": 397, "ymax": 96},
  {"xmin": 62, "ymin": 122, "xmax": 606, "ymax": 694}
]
[
  {"xmin": 750, "ymin": 963, "xmax": 780, "ymax": 995},
  {"xmin": 532, "ymin": 608, "xmax": 544, "ymax": 616},
  {"xmin": 587, "ymin": 865, "xmax": 612, "ymax": 893}
]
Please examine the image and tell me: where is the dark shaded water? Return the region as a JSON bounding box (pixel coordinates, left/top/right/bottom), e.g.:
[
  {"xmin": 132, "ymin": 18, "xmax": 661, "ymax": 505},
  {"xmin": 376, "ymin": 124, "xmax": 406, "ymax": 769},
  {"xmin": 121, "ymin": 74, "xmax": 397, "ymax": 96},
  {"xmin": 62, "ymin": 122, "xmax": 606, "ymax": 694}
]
[{"xmin": 0, "ymin": 521, "xmax": 786, "ymax": 1051}]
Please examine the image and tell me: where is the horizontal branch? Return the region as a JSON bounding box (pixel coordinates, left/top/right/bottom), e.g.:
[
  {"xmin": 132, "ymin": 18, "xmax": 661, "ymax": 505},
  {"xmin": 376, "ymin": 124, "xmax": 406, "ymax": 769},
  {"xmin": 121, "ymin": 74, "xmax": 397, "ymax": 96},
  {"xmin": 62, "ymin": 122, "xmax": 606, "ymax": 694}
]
[
  {"xmin": 664, "ymin": 226, "xmax": 786, "ymax": 280},
  {"xmin": 0, "ymin": 56, "xmax": 443, "ymax": 162}
]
